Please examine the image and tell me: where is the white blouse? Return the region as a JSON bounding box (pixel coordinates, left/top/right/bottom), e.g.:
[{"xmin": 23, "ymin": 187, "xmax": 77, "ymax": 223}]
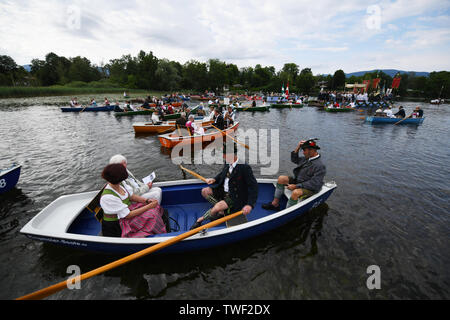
[{"xmin": 100, "ymin": 185, "xmax": 134, "ymax": 219}]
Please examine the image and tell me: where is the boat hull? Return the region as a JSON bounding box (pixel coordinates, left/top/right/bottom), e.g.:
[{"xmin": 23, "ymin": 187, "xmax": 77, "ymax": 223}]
[
  {"xmin": 158, "ymin": 122, "xmax": 239, "ymax": 148},
  {"xmin": 20, "ymin": 179, "xmax": 337, "ymax": 254},
  {"xmin": 271, "ymin": 104, "xmax": 303, "ymax": 109},
  {"xmin": 133, "ymin": 120, "xmax": 213, "ymax": 134},
  {"xmin": 365, "ymin": 116, "xmax": 425, "ymax": 124},
  {"xmin": 235, "ymin": 106, "xmax": 270, "ymax": 112},
  {"xmin": 114, "ymin": 109, "xmax": 156, "ymax": 117},
  {"xmin": 61, "ymin": 106, "xmax": 117, "ymax": 112},
  {"xmin": 324, "ymin": 107, "xmax": 354, "ymax": 112},
  {"xmin": 0, "ymin": 164, "xmax": 21, "ymax": 194}
]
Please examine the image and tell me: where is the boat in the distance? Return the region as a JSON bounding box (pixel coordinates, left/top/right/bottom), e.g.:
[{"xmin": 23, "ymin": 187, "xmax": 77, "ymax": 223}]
[
  {"xmin": 270, "ymin": 103, "xmax": 303, "ymax": 109},
  {"xmin": 61, "ymin": 105, "xmax": 118, "ymax": 112},
  {"xmin": 158, "ymin": 122, "xmax": 239, "ymax": 148},
  {"xmin": 365, "ymin": 116, "xmax": 425, "ymax": 124},
  {"xmin": 234, "ymin": 105, "xmax": 270, "ymax": 112},
  {"xmin": 133, "ymin": 119, "xmax": 213, "ymax": 134},
  {"xmin": 19, "ymin": 179, "xmax": 337, "ymax": 254},
  {"xmin": 0, "ymin": 163, "xmax": 21, "ymax": 194},
  {"xmin": 324, "ymin": 106, "xmax": 354, "ymax": 112}
]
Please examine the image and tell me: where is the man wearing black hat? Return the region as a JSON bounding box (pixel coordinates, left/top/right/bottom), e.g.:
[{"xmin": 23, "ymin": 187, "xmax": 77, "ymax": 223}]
[
  {"xmin": 213, "ymin": 107, "xmax": 225, "ymax": 130},
  {"xmin": 262, "ymin": 139, "xmax": 326, "ymax": 211},
  {"xmin": 190, "ymin": 142, "xmax": 258, "ymax": 229}
]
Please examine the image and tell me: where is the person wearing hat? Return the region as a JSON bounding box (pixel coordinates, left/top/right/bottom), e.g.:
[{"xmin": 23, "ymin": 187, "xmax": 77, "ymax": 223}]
[
  {"xmin": 262, "ymin": 139, "xmax": 326, "ymax": 211},
  {"xmin": 213, "ymin": 107, "xmax": 225, "ymax": 130},
  {"xmin": 190, "ymin": 142, "xmax": 258, "ymax": 229}
]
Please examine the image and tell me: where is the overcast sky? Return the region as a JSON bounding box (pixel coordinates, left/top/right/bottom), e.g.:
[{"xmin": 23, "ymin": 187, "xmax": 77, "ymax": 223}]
[{"xmin": 1, "ymin": 0, "xmax": 449, "ymax": 74}]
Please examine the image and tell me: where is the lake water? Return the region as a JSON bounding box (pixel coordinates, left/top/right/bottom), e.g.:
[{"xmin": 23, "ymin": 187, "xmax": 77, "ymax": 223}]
[{"xmin": 0, "ymin": 95, "xmax": 449, "ymax": 300}]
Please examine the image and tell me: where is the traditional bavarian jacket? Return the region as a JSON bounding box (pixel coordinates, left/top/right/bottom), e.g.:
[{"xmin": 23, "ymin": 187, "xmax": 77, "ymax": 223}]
[
  {"xmin": 290, "ymin": 152, "xmax": 326, "ymax": 193},
  {"xmin": 212, "ymin": 162, "xmax": 258, "ymax": 211}
]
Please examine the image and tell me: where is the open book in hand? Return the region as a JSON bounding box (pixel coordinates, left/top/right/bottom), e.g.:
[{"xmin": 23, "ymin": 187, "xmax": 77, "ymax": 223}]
[{"xmin": 142, "ymin": 172, "xmax": 156, "ymax": 185}]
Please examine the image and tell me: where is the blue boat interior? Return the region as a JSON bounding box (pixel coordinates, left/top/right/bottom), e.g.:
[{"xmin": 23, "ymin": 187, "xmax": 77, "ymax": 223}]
[{"xmin": 67, "ymin": 182, "xmax": 288, "ymax": 238}]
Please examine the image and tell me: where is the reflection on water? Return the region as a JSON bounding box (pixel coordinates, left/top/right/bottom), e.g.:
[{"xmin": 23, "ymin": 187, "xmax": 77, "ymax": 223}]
[{"xmin": 0, "ymin": 98, "xmax": 449, "ymax": 299}]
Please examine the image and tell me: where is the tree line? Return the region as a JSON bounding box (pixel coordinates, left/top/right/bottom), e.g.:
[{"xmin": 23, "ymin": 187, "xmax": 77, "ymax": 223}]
[{"xmin": 0, "ymin": 51, "xmax": 448, "ymax": 98}]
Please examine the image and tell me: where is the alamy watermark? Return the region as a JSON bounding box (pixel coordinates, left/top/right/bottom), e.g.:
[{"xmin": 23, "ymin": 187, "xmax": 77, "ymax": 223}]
[
  {"xmin": 66, "ymin": 265, "xmax": 81, "ymax": 290},
  {"xmin": 366, "ymin": 265, "xmax": 381, "ymax": 290},
  {"xmin": 170, "ymin": 128, "xmax": 280, "ymax": 175}
]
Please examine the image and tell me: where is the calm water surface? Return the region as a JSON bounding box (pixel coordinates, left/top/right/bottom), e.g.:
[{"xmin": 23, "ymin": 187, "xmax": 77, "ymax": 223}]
[{"xmin": 0, "ymin": 96, "xmax": 449, "ymax": 300}]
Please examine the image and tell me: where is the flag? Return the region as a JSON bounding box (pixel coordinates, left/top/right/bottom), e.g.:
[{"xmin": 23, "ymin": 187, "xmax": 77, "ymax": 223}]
[
  {"xmin": 392, "ymin": 77, "xmax": 401, "ymax": 89},
  {"xmin": 372, "ymin": 78, "xmax": 381, "ymax": 89},
  {"xmin": 363, "ymin": 80, "xmax": 371, "ymax": 92},
  {"xmin": 286, "ymin": 81, "xmax": 289, "ymax": 99}
]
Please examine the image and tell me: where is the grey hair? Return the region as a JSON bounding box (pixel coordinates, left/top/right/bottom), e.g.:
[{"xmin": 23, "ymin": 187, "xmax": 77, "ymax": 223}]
[{"xmin": 109, "ymin": 154, "xmax": 127, "ymax": 164}]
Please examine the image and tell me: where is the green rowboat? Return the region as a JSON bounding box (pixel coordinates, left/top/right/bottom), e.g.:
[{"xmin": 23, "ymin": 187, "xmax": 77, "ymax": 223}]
[
  {"xmin": 114, "ymin": 109, "xmax": 156, "ymax": 117},
  {"xmin": 235, "ymin": 106, "xmax": 270, "ymax": 112},
  {"xmin": 271, "ymin": 104, "xmax": 304, "ymax": 109},
  {"xmin": 324, "ymin": 107, "xmax": 354, "ymax": 112}
]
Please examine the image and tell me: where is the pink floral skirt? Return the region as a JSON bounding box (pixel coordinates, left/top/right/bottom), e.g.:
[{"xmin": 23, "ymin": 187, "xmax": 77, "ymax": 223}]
[{"xmin": 119, "ymin": 203, "xmax": 166, "ymax": 238}]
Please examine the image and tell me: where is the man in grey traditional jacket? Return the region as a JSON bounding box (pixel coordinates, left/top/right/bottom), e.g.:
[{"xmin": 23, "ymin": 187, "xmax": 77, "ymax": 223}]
[{"xmin": 262, "ymin": 139, "xmax": 326, "ymax": 211}]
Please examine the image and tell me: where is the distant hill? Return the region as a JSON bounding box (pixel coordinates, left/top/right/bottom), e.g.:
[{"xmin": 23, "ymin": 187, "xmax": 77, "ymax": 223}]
[{"xmin": 346, "ymin": 69, "xmax": 430, "ymax": 78}]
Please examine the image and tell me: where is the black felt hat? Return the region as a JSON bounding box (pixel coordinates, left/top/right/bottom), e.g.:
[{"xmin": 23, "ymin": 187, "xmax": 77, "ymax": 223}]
[{"xmin": 301, "ymin": 139, "xmax": 320, "ymax": 150}]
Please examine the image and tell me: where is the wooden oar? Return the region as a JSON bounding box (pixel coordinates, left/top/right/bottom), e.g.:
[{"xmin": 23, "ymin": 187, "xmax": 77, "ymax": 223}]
[
  {"xmin": 394, "ymin": 114, "xmax": 412, "ymax": 125},
  {"xmin": 79, "ymin": 105, "xmax": 88, "ymax": 113},
  {"xmin": 17, "ymin": 210, "xmax": 244, "ymax": 300},
  {"xmin": 210, "ymin": 124, "xmax": 249, "ymax": 149},
  {"xmin": 179, "ymin": 165, "xmax": 208, "ymax": 183}
]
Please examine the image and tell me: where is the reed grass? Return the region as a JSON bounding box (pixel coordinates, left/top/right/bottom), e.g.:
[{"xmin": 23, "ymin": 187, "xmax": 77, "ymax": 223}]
[{"xmin": 0, "ymin": 86, "xmax": 148, "ymax": 99}]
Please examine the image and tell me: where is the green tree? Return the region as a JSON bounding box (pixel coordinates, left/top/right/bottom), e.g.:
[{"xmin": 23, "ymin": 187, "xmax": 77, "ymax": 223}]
[
  {"xmin": 154, "ymin": 59, "xmax": 181, "ymax": 91},
  {"xmin": 182, "ymin": 60, "xmax": 208, "ymax": 91},
  {"xmin": 296, "ymin": 68, "xmax": 315, "ymax": 94},
  {"xmin": 332, "ymin": 69, "xmax": 346, "ymax": 90},
  {"xmin": 208, "ymin": 59, "xmax": 227, "ymax": 92}
]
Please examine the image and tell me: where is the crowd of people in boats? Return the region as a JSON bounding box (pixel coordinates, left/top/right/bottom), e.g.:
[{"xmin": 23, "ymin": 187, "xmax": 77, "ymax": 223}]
[
  {"xmin": 99, "ymin": 137, "xmax": 327, "ymax": 238},
  {"xmin": 317, "ymin": 91, "xmax": 394, "ymax": 104}
]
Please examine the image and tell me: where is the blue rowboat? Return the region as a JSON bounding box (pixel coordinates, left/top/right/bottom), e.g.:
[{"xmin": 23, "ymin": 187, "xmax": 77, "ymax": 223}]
[
  {"xmin": 0, "ymin": 163, "xmax": 21, "ymax": 194},
  {"xmin": 60, "ymin": 105, "xmax": 118, "ymax": 112},
  {"xmin": 365, "ymin": 116, "xmax": 425, "ymax": 124},
  {"xmin": 20, "ymin": 179, "xmax": 337, "ymax": 254}
]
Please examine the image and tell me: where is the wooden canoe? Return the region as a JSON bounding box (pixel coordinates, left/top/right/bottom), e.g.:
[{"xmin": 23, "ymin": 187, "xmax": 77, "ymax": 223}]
[{"xmin": 158, "ymin": 122, "xmax": 240, "ymax": 148}]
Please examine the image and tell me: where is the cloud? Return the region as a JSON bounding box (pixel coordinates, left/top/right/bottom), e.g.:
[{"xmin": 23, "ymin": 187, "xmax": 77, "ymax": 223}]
[{"xmin": 0, "ymin": 0, "xmax": 448, "ymax": 74}]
